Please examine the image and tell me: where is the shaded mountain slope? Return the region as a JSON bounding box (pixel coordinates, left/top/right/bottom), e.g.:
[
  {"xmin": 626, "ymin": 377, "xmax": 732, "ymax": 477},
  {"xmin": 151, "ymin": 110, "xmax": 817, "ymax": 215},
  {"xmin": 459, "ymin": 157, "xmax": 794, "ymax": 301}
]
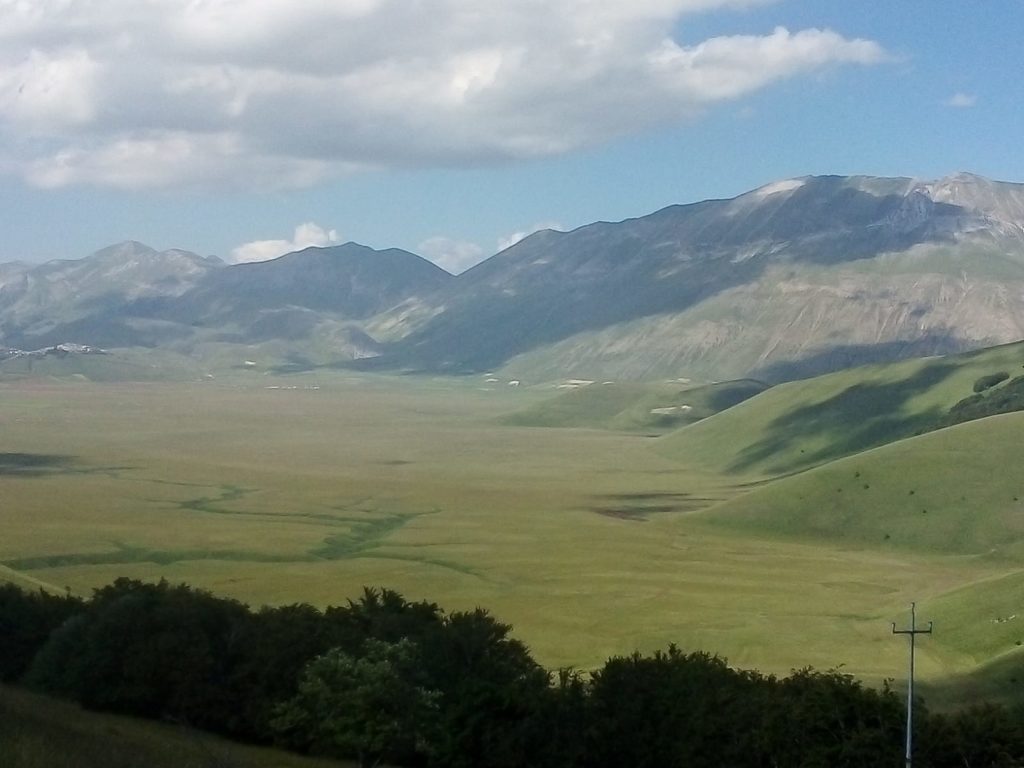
[
  {"xmin": 377, "ymin": 173, "xmax": 1024, "ymax": 380},
  {"xmin": 162, "ymin": 243, "xmax": 451, "ymax": 326}
]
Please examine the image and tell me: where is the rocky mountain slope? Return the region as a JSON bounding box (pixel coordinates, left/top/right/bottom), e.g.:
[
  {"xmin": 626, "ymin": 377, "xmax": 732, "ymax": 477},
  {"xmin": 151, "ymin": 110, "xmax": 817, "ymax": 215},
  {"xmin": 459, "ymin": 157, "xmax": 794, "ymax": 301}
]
[
  {"xmin": 0, "ymin": 242, "xmax": 224, "ymax": 348},
  {"xmin": 3, "ymin": 173, "xmax": 1024, "ymax": 382},
  {"xmin": 0, "ymin": 242, "xmax": 451, "ymax": 356},
  {"xmin": 378, "ymin": 173, "xmax": 1024, "ymax": 381}
]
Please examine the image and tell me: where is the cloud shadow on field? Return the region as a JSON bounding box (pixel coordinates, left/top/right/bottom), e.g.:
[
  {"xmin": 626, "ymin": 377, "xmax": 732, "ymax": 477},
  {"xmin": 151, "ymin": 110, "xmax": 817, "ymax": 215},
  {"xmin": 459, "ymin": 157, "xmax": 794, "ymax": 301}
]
[
  {"xmin": 588, "ymin": 491, "xmax": 719, "ymax": 521},
  {"xmin": 729, "ymin": 360, "xmax": 959, "ymax": 475},
  {"xmin": 0, "ymin": 453, "xmax": 77, "ymax": 477}
]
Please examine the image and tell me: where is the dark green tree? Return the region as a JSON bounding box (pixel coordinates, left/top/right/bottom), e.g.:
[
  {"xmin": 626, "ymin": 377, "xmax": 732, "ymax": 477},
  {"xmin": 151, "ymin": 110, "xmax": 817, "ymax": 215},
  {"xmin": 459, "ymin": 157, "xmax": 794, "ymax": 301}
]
[
  {"xmin": 418, "ymin": 608, "xmax": 553, "ymax": 768},
  {"xmin": 921, "ymin": 703, "xmax": 1024, "ymax": 767},
  {"xmin": 325, "ymin": 586, "xmax": 443, "ymax": 652},
  {"xmin": 271, "ymin": 638, "xmax": 440, "ymax": 768},
  {"xmin": 26, "ymin": 578, "xmax": 249, "ymax": 730},
  {"xmin": 0, "ymin": 583, "xmax": 82, "ymax": 682},
  {"xmin": 763, "ymin": 668, "xmax": 904, "ymax": 767},
  {"xmin": 586, "ymin": 645, "xmax": 765, "ymax": 768},
  {"xmin": 225, "ymin": 602, "xmax": 337, "ymax": 739}
]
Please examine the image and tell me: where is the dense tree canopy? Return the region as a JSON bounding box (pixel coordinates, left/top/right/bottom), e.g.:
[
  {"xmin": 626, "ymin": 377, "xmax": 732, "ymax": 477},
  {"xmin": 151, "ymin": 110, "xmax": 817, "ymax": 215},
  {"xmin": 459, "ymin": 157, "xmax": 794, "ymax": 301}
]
[{"xmin": 3, "ymin": 578, "xmax": 1023, "ymax": 767}]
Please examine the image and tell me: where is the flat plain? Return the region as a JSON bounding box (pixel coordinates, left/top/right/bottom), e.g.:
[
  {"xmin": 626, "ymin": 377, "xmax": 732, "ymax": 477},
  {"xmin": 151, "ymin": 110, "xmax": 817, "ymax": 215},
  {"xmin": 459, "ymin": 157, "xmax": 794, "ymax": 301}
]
[{"xmin": 1, "ymin": 370, "xmax": 1021, "ymax": 703}]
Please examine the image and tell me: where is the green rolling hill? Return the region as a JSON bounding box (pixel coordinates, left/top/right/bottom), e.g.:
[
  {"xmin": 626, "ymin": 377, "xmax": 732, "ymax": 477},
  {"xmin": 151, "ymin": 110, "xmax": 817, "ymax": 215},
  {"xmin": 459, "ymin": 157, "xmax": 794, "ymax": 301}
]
[
  {"xmin": 696, "ymin": 412, "xmax": 1024, "ymax": 557},
  {"xmin": 502, "ymin": 378, "xmax": 768, "ymax": 434},
  {"xmin": 656, "ymin": 340, "xmax": 1024, "ymax": 478},
  {"xmin": 649, "ymin": 346, "xmax": 1024, "ymax": 705}
]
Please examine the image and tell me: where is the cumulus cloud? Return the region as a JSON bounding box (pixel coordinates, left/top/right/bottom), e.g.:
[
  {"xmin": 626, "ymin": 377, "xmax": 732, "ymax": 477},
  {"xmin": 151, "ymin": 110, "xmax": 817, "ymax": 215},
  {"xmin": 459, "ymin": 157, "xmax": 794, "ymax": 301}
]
[
  {"xmin": 416, "ymin": 236, "xmax": 486, "ymax": 275},
  {"xmin": 0, "ymin": 48, "xmax": 100, "ymax": 129},
  {"xmin": 0, "ymin": 1, "xmax": 888, "ymax": 189},
  {"xmin": 945, "ymin": 92, "xmax": 976, "ymax": 108},
  {"xmin": 231, "ymin": 222, "xmax": 340, "ymax": 264}
]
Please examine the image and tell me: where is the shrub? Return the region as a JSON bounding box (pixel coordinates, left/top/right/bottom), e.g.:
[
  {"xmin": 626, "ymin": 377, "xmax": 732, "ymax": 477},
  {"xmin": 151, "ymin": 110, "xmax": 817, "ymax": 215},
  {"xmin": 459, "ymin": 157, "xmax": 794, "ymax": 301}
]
[{"xmin": 973, "ymin": 371, "xmax": 1010, "ymax": 393}]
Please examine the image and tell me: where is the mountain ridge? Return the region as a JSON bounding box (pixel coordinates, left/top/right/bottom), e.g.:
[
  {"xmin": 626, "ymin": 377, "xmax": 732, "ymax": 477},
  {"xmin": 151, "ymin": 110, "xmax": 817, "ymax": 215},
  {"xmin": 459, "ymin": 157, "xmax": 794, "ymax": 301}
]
[
  {"xmin": 375, "ymin": 172, "xmax": 1024, "ymax": 380},
  {"xmin": 3, "ymin": 171, "xmax": 1024, "ymax": 382}
]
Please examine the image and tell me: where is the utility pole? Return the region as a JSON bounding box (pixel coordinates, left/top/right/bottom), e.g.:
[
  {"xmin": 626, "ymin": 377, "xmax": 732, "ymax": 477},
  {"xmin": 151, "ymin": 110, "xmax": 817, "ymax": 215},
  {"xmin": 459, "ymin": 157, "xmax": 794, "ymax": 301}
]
[{"xmin": 892, "ymin": 602, "xmax": 932, "ymax": 768}]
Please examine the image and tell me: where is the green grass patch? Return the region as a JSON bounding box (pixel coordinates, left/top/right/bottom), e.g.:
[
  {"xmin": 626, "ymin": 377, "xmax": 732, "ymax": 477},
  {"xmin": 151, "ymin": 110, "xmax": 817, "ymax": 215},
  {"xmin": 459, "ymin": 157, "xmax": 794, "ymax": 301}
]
[
  {"xmin": 504, "ymin": 378, "xmax": 767, "ymax": 433},
  {"xmin": 919, "ymin": 571, "xmax": 1024, "ymax": 663}
]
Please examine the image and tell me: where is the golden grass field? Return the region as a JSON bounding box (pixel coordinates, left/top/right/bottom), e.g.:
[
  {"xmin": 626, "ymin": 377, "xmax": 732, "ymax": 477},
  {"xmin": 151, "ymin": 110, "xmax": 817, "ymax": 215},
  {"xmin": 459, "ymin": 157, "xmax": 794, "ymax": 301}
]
[{"xmin": 1, "ymin": 371, "xmax": 1021, "ymax": 703}]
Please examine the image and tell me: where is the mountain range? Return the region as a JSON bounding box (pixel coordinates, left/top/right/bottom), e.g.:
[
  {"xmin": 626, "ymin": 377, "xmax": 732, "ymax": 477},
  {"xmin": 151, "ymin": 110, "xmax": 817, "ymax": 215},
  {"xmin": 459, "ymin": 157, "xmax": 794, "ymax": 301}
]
[{"xmin": 4, "ymin": 172, "xmax": 1024, "ymax": 383}]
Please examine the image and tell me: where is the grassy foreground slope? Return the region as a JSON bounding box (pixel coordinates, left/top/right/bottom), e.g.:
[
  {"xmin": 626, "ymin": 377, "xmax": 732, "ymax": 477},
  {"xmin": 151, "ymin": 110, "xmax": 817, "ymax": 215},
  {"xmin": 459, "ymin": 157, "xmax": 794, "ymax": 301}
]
[
  {"xmin": 656, "ymin": 340, "xmax": 1024, "ymax": 478},
  {"xmin": 0, "ymin": 685, "xmax": 354, "ymax": 768},
  {"xmin": 503, "ymin": 378, "xmax": 767, "ymax": 433}
]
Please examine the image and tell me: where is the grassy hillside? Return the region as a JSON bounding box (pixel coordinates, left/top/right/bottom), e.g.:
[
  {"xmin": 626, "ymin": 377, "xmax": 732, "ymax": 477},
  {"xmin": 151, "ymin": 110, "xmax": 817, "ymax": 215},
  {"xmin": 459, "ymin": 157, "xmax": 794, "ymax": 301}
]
[
  {"xmin": 698, "ymin": 412, "xmax": 1024, "ymax": 558},
  {"xmin": 0, "ymin": 565, "xmax": 62, "ymax": 593},
  {"xmin": 656, "ymin": 340, "xmax": 1024, "ymax": 478},
  {"xmin": 502, "ymin": 379, "xmax": 767, "ymax": 433},
  {"xmin": 925, "ymin": 646, "xmax": 1024, "ymax": 709},
  {"xmin": 0, "ymin": 685, "xmax": 354, "ymax": 768},
  {"xmin": 0, "ymin": 348, "xmax": 204, "ymax": 382},
  {"xmin": 686, "ymin": 410, "xmax": 1024, "ymax": 701}
]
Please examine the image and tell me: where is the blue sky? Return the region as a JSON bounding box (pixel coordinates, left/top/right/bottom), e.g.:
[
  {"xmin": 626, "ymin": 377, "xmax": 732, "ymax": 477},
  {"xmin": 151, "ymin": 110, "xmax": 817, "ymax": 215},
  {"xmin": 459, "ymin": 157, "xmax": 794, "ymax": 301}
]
[{"xmin": 0, "ymin": 0, "xmax": 1020, "ymax": 270}]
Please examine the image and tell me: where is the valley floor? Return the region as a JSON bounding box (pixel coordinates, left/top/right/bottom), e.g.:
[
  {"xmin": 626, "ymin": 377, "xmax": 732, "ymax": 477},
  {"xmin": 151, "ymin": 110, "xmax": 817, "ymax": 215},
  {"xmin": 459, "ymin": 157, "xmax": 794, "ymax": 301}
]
[{"xmin": 0, "ymin": 372, "xmax": 1020, "ymax": 704}]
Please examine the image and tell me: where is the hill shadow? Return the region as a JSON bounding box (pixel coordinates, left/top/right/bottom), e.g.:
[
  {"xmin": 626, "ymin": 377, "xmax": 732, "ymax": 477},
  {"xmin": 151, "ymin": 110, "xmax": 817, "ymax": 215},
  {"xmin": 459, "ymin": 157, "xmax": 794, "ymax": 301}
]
[
  {"xmin": 752, "ymin": 334, "xmax": 972, "ymax": 384},
  {"xmin": 729, "ymin": 360, "xmax": 959, "ymax": 475},
  {"xmin": 705, "ymin": 380, "xmax": 770, "ymax": 410}
]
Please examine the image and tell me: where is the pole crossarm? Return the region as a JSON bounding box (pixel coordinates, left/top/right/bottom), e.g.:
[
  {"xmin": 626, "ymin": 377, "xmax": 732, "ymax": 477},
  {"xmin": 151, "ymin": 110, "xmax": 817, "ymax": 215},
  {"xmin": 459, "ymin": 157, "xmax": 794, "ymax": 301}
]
[
  {"xmin": 891, "ymin": 623, "xmax": 934, "ymax": 636},
  {"xmin": 892, "ymin": 602, "xmax": 932, "ymax": 768}
]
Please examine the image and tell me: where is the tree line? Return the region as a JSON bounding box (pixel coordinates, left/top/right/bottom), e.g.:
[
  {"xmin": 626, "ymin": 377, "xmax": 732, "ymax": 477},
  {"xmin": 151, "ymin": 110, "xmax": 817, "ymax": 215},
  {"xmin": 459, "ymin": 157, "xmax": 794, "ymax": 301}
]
[{"xmin": 2, "ymin": 579, "xmax": 1023, "ymax": 767}]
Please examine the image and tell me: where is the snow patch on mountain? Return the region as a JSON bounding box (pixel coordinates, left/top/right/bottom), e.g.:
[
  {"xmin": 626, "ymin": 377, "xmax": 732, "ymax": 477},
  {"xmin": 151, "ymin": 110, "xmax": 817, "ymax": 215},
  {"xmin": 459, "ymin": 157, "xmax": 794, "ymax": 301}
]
[{"xmin": 752, "ymin": 178, "xmax": 805, "ymax": 197}]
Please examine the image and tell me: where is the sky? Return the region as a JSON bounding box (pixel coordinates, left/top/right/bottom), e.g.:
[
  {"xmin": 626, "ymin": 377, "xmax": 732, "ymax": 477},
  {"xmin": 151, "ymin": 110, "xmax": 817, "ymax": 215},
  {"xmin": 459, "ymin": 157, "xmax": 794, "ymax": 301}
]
[{"xmin": 0, "ymin": 0, "xmax": 1021, "ymax": 272}]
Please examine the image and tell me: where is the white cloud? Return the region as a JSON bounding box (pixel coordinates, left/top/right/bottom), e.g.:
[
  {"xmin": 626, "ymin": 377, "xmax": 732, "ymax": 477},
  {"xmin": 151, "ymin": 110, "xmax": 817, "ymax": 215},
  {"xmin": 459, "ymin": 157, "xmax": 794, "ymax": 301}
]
[
  {"xmin": 25, "ymin": 131, "xmax": 334, "ymax": 190},
  {"xmin": 231, "ymin": 222, "xmax": 340, "ymax": 264},
  {"xmin": 498, "ymin": 222, "xmax": 564, "ymax": 252},
  {"xmin": 945, "ymin": 92, "xmax": 976, "ymax": 108},
  {"xmin": 416, "ymin": 236, "xmax": 486, "ymax": 275},
  {"xmin": 0, "ymin": 48, "xmax": 100, "ymax": 129},
  {"xmin": 650, "ymin": 27, "xmax": 886, "ymax": 101},
  {"xmin": 0, "ymin": 1, "xmax": 889, "ymax": 189}
]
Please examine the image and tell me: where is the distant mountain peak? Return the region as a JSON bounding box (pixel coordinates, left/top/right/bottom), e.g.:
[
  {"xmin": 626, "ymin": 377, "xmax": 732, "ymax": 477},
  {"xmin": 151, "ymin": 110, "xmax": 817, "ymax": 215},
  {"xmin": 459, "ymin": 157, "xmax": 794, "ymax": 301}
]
[
  {"xmin": 747, "ymin": 177, "xmax": 808, "ymax": 198},
  {"xmin": 91, "ymin": 240, "xmax": 158, "ymax": 260}
]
